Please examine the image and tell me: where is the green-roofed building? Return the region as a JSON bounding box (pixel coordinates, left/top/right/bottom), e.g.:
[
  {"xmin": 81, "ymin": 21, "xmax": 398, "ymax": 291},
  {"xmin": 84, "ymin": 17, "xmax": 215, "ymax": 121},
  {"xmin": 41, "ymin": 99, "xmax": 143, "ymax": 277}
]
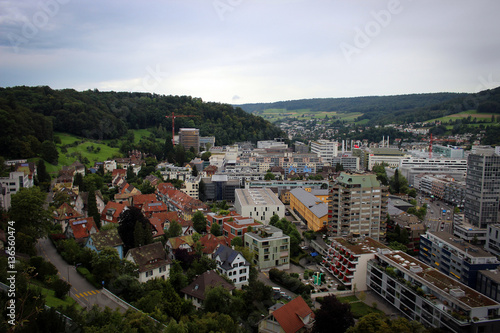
[{"xmin": 329, "ymin": 172, "xmax": 388, "ymax": 241}]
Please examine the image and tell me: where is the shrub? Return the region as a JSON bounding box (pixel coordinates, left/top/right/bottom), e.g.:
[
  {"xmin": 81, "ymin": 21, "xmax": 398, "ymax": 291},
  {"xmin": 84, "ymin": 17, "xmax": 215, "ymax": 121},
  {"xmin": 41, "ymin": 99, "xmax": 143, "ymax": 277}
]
[
  {"xmin": 52, "ymin": 278, "xmax": 71, "ymax": 299},
  {"xmin": 337, "ymin": 285, "xmax": 346, "ymax": 291}
]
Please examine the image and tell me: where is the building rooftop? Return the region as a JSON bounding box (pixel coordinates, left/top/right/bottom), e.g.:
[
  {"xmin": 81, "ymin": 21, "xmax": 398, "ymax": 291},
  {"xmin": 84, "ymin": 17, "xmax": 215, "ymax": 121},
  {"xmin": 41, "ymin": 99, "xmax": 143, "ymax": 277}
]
[
  {"xmin": 382, "ymin": 251, "xmax": 498, "ymax": 308},
  {"xmin": 479, "ymin": 269, "xmax": 500, "ymax": 283},
  {"xmin": 335, "ymin": 172, "xmax": 381, "ymax": 188},
  {"xmin": 426, "ymin": 231, "xmax": 496, "ymax": 258},
  {"xmin": 331, "ymin": 237, "xmax": 389, "ymax": 255},
  {"xmin": 236, "ymin": 188, "xmax": 283, "ymax": 207},
  {"xmin": 290, "ymin": 188, "xmax": 327, "ymax": 218}
]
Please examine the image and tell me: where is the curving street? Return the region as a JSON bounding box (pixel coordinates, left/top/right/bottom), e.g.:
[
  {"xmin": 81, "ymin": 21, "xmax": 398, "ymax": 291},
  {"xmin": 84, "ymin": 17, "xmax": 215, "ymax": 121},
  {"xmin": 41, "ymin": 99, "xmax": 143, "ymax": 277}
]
[{"xmin": 36, "ymin": 237, "xmax": 126, "ymax": 312}]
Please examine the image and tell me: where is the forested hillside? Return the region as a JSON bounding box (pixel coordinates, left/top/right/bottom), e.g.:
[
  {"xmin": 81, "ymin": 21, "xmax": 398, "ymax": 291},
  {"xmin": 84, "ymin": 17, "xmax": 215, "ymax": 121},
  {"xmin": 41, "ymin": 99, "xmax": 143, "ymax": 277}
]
[
  {"xmin": 0, "ymin": 86, "xmax": 284, "ymax": 159},
  {"xmin": 236, "ymin": 91, "xmax": 500, "ymax": 125}
]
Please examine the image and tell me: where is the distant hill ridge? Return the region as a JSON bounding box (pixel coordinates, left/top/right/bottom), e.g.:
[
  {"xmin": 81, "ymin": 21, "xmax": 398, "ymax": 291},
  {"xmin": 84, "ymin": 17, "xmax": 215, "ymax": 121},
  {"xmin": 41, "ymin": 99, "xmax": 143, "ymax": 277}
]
[{"xmin": 236, "ymin": 87, "xmax": 500, "ymax": 124}]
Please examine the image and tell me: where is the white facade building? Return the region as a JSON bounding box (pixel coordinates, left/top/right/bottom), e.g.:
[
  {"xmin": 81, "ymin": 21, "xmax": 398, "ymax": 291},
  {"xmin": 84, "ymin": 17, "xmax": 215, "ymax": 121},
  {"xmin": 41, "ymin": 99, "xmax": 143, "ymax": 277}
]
[
  {"xmin": 234, "ymin": 188, "xmax": 285, "ymax": 223},
  {"xmin": 213, "ymin": 245, "xmax": 250, "ymax": 288},
  {"xmin": 311, "ymin": 140, "xmax": 338, "ymax": 164}
]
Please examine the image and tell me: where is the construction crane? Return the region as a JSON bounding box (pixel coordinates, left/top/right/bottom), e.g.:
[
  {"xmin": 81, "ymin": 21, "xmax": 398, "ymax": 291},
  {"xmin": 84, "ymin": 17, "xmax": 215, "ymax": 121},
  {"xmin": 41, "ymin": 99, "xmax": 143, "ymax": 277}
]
[
  {"xmin": 165, "ymin": 112, "xmax": 198, "ymax": 145},
  {"xmin": 428, "ymin": 133, "xmax": 459, "ymax": 158}
]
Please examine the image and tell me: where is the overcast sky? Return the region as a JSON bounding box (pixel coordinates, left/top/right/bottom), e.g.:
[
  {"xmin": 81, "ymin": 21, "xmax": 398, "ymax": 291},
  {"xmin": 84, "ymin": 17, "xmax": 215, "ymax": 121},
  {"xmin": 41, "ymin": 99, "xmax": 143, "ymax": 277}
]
[{"xmin": 1, "ymin": 0, "xmax": 500, "ymax": 104}]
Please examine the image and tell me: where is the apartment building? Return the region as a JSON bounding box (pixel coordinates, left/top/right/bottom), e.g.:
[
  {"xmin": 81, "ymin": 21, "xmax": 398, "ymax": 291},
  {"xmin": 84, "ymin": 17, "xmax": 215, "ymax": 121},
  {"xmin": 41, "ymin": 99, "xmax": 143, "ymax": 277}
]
[
  {"xmin": 464, "ymin": 150, "xmax": 500, "ymax": 229},
  {"xmin": 321, "ymin": 237, "xmax": 389, "ymax": 290},
  {"xmin": 329, "ymin": 172, "xmax": 388, "ymax": 241},
  {"xmin": 419, "ymin": 231, "xmax": 499, "ymax": 288},
  {"xmin": 367, "ymin": 250, "xmax": 500, "ymax": 332},
  {"xmin": 244, "ymin": 225, "xmax": 290, "ymax": 270}
]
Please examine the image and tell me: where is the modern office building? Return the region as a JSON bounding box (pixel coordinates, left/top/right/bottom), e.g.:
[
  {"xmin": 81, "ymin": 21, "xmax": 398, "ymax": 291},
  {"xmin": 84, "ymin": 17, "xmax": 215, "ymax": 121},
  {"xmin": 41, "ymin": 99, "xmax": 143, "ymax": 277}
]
[
  {"xmin": 179, "ymin": 128, "xmax": 200, "ymax": 153},
  {"xmin": 201, "ymin": 175, "xmax": 240, "ymax": 202},
  {"xmin": 289, "ymin": 188, "xmax": 328, "ymax": 232},
  {"xmin": 234, "ymin": 188, "xmax": 285, "ymax": 223},
  {"xmin": 329, "ymin": 172, "xmax": 388, "ymax": 241},
  {"xmin": 476, "ymin": 269, "xmax": 500, "ymax": 303},
  {"xmin": 330, "ymin": 156, "xmax": 360, "ymax": 171},
  {"xmin": 464, "ymin": 150, "xmax": 500, "ymax": 229},
  {"xmin": 311, "ymin": 140, "xmax": 338, "ymax": 164},
  {"xmin": 398, "ymin": 158, "xmax": 468, "ymax": 186},
  {"xmin": 294, "ymin": 141, "xmax": 309, "ymax": 153},
  {"xmin": 367, "ymin": 250, "xmax": 500, "ymax": 333},
  {"xmin": 485, "ymin": 224, "xmax": 500, "ymax": 256},
  {"xmin": 419, "ymin": 231, "xmax": 499, "ymax": 288},
  {"xmin": 433, "ymin": 145, "xmax": 465, "ymax": 159},
  {"xmin": 244, "ymin": 225, "xmax": 290, "ymax": 270}
]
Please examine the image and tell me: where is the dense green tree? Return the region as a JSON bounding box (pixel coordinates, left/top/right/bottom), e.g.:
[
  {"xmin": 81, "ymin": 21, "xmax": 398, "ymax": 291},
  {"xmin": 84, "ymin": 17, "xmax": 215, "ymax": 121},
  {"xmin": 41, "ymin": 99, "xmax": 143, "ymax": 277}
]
[
  {"xmin": 36, "ymin": 159, "xmax": 51, "ymax": 190},
  {"xmin": 41, "ymin": 140, "xmax": 59, "ymax": 164},
  {"xmin": 231, "ymin": 236, "xmax": 243, "ymax": 247},
  {"xmin": 10, "ymin": 186, "xmax": 51, "ymax": 240},
  {"xmin": 91, "ymin": 247, "xmax": 122, "ymax": 286},
  {"xmin": 166, "ymin": 220, "xmax": 182, "ymax": 239},
  {"xmin": 192, "ymin": 211, "xmax": 207, "ymax": 234},
  {"xmin": 389, "ymin": 169, "xmax": 409, "ymax": 194},
  {"xmin": 73, "ymin": 172, "xmax": 83, "ymax": 190},
  {"xmin": 264, "ymin": 172, "xmax": 275, "ymax": 180},
  {"xmin": 87, "ymin": 187, "xmax": 101, "ymax": 229},
  {"xmin": 313, "ymin": 295, "xmax": 354, "ymax": 333},
  {"xmin": 210, "ymin": 222, "xmax": 222, "ymax": 236},
  {"xmin": 118, "ymin": 206, "xmax": 152, "ymax": 251}
]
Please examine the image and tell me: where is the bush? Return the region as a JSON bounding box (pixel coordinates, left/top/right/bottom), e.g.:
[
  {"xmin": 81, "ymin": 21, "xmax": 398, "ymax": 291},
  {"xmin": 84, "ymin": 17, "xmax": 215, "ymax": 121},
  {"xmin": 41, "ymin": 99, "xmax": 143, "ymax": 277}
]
[
  {"xmin": 29, "ymin": 256, "xmax": 58, "ymax": 282},
  {"xmin": 77, "ymin": 267, "xmax": 101, "ymax": 289},
  {"xmin": 52, "ymin": 278, "xmax": 71, "ymax": 299},
  {"xmin": 290, "ymin": 273, "xmax": 299, "ymax": 279},
  {"xmin": 337, "ymin": 285, "xmax": 346, "ymax": 291}
]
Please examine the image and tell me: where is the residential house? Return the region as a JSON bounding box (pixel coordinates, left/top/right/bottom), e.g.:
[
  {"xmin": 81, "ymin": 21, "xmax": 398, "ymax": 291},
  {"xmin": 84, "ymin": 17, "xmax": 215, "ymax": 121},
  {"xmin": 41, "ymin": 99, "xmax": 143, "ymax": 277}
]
[
  {"xmin": 141, "ymin": 201, "xmax": 169, "ymax": 218},
  {"xmin": 132, "ymin": 194, "xmax": 157, "ymax": 210},
  {"xmin": 101, "ymin": 201, "xmax": 128, "ymax": 226},
  {"xmin": 198, "ymin": 233, "xmax": 228, "ymax": 255},
  {"xmin": 115, "ymin": 182, "xmax": 141, "ymax": 204},
  {"xmin": 53, "ymin": 202, "xmax": 83, "ymax": 232},
  {"xmin": 74, "ymin": 190, "xmax": 105, "ymax": 218},
  {"xmin": 166, "ymin": 235, "xmax": 195, "ymax": 258},
  {"xmin": 258, "ymin": 296, "xmax": 315, "ymax": 333},
  {"xmin": 85, "ymin": 228, "xmax": 124, "ymax": 259},
  {"xmin": 125, "ymin": 242, "xmax": 171, "ymax": 283},
  {"xmin": 156, "ymin": 182, "xmax": 208, "ymax": 220},
  {"xmin": 65, "ymin": 217, "xmax": 99, "ymax": 244},
  {"xmin": 181, "ymin": 270, "xmax": 235, "ymax": 309},
  {"xmin": 213, "ymin": 245, "xmax": 250, "ymax": 288}
]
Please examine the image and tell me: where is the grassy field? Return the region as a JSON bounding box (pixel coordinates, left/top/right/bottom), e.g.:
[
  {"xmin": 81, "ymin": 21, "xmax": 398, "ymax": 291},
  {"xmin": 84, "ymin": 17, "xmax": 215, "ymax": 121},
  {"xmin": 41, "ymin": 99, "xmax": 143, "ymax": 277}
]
[
  {"xmin": 337, "ymin": 295, "xmax": 384, "ymax": 318},
  {"xmin": 44, "ymin": 129, "xmax": 155, "ymax": 176},
  {"xmin": 253, "ymin": 108, "xmax": 363, "ymax": 123},
  {"xmin": 425, "ymin": 110, "xmax": 498, "ymax": 124}
]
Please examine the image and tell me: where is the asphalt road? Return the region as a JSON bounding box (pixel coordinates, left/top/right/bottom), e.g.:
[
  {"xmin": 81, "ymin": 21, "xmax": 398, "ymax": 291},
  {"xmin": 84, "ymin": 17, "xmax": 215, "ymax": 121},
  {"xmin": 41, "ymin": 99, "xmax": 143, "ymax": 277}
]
[
  {"xmin": 421, "ymin": 196, "xmax": 454, "ymax": 234},
  {"xmin": 36, "ymin": 237, "xmax": 126, "ymax": 312}
]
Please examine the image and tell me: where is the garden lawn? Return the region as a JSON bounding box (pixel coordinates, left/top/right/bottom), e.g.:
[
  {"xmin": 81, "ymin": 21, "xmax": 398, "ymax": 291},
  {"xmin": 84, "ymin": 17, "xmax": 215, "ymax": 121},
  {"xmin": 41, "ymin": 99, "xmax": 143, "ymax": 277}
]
[{"xmin": 29, "ymin": 283, "xmax": 82, "ymax": 310}]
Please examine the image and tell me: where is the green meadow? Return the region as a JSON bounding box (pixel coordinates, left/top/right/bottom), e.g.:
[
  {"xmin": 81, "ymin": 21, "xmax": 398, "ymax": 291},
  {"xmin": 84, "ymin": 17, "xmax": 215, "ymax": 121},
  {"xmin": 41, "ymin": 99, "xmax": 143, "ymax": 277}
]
[{"xmin": 254, "ymin": 108, "xmax": 363, "ymax": 123}]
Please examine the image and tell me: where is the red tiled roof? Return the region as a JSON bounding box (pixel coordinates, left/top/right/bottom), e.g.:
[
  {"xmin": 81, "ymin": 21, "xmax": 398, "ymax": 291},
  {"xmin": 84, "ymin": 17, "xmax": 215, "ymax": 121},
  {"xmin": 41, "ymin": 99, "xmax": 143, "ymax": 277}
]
[
  {"xmin": 68, "ymin": 217, "xmax": 98, "ymax": 239},
  {"xmin": 112, "ymin": 169, "xmax": 127, "ymax": 177},
  {"xmin": 101, "ymin": 201, "xmax": 127, "ymax": 223},
  {"xmin": 149, "ymin": 217, "xmax": 165, "ymax": 237},
  {"xmin": 272, "ymin": 296, "xmax": 314, "ymax": 333},
  {"xmin": 53, "ymin": 202, "xmax": 83, "ymax": 221},
  {"xmin": 199, "ymin": 234, "xmax": 228, "ymax": 254},
  {"xmin": 142, "ymin": 201, "xmax": 168, "ymax": 215},
  {"xmin": 132, "ymin": 194, "xmax": 157, "ymax": 207}
]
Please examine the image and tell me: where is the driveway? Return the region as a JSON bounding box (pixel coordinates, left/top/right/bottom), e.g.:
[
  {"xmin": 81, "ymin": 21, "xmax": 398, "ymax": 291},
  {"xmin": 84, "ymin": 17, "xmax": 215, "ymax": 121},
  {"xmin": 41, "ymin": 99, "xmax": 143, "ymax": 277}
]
[{"xmin": 36, "ymin": 237, "xmax": 126, "ymax": 312}]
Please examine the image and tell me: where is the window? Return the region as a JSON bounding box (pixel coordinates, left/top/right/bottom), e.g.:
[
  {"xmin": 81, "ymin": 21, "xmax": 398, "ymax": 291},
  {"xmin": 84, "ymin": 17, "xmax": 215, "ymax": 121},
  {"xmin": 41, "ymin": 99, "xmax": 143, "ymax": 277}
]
[{"xmin": 145, "ymin": 270, "xmax": 153, "ymax": 277}]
